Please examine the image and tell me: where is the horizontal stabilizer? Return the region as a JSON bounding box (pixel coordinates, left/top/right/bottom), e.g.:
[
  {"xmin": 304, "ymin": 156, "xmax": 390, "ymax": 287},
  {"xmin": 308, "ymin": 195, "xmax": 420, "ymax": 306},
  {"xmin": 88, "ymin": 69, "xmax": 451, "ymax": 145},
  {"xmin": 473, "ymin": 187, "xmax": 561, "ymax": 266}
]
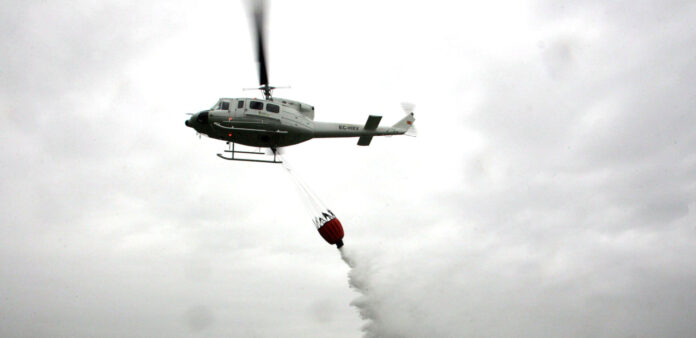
[
  {"xmin": 357, "ymin": 136, "xmax": 373, "ymax": 146},
  {"xmin": 364, "ymin": 115, "xmax": 382, "ymax": 130},
  {"xmin": 357, "ymin": 115, "xmax": 381, "ymax": 146}
]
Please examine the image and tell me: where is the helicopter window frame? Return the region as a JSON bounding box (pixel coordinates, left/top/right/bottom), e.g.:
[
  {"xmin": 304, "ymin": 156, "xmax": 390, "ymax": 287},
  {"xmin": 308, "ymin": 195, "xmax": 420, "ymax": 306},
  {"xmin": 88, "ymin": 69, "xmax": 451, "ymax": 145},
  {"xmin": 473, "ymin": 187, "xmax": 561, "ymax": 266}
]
[
  {"xmin": 250, "ymin": 101, "xmax": 264, "ymax": 110},
  {"xmin": 266, "ymin": 103, "xmax": 280, "ymax": 113},
  {"xmin": 237, "ymin": 100, "xmax": 244, "ymax": 109}
]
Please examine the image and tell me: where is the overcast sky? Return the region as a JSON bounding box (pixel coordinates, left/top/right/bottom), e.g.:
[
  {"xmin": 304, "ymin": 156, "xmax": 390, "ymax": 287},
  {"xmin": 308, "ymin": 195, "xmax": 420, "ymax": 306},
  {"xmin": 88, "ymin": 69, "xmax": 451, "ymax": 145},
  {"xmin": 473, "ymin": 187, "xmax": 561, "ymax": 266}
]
[{"xmin": 1, "ymin": 0, "xmax": 696, "ymax": 337}]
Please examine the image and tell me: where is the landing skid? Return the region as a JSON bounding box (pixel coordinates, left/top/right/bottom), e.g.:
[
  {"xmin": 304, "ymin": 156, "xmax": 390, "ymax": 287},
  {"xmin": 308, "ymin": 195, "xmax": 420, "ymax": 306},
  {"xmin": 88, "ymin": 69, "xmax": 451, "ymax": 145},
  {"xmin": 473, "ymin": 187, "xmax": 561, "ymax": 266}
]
[{"xmin": 216, "ymin": 142, "xmax": 282, "ymax": 164}]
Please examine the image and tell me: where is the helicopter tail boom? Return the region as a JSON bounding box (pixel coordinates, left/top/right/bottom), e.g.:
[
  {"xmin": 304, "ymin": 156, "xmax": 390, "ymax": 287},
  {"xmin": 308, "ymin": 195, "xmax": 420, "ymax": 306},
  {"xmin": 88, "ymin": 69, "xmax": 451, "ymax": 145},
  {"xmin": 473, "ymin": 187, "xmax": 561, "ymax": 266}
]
[
  {"xmin": 312, "ymin": 106, "xmax": 416, "ymax": 144},
  {"xmin": 312, "ymin": 114, "xmax": 413, "ymax": 144}
]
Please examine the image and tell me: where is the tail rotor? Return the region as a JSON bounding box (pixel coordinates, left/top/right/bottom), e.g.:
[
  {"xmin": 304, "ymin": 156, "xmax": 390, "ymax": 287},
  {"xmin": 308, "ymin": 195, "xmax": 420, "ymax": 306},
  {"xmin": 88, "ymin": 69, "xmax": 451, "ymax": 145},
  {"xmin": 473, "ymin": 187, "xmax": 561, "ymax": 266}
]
[{"xmin": 401, "ymin": 102, "xmax": 415, "ymax": 115}]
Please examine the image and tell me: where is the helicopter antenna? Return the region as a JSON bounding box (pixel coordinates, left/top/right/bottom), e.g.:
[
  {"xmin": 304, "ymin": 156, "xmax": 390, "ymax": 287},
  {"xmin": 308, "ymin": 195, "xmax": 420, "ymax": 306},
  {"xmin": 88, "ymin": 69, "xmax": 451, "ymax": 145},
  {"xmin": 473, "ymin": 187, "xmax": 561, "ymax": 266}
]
[{"xmin": 249, "ymin": 0, "xmax": 273, "ymax": 100}]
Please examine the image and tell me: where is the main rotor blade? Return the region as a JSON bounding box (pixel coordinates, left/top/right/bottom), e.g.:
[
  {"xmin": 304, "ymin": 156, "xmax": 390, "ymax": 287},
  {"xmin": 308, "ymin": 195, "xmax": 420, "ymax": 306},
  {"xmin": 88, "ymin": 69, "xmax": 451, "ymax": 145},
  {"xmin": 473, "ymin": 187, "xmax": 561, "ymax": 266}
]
[{"xmin": 250, "ymin": 0, "xmax": 269, "ymax": 87}]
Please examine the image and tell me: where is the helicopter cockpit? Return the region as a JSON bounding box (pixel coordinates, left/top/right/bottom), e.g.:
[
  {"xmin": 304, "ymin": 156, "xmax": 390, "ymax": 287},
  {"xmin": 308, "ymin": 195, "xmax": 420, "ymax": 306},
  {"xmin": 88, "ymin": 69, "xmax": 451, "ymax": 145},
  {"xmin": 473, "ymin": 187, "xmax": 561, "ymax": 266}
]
[{"xmin": 212, "ymin": 100, "xmax": 230, "ymax": 111}]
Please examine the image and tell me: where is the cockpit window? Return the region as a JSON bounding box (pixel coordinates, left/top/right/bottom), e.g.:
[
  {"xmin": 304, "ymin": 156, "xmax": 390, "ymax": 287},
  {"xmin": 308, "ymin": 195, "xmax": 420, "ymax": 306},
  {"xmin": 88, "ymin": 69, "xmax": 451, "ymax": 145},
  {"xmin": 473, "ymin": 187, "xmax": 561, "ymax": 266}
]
[
  {"xmin": 237, "ymin": 100, "xmax": 244, "ymax": 109},
  {"xmin": 250, "ymin": 101, "xmax": 263, "ymax": 110},
  {"xmin": 221, "ymin": 101, "xmax": 229, "ymax": 110},
  {"xmin": 266, "ymin": 103, "xmax": 280, "ymax": 113}
]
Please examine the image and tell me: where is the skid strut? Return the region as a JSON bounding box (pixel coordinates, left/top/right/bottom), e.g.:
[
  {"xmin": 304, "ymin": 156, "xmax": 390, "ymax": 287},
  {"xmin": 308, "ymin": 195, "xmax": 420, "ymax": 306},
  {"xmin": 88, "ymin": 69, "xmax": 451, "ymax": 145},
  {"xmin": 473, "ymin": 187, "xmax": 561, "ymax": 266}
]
[{"xmin": 217, "ymin": 142, "xmax": 282, "ymax": 164}]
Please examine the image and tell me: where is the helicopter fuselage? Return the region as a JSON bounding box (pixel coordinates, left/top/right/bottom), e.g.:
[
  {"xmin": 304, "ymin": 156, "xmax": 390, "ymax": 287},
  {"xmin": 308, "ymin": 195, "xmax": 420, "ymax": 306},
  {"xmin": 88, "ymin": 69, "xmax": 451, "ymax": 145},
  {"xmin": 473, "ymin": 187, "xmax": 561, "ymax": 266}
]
[
  {"xmin": 186, "ymin": 97, "xmax": 315, "ymax": 147},
  {"xmin": 186, "ymin": 97, "xmax": 411, "ymax": 148}
]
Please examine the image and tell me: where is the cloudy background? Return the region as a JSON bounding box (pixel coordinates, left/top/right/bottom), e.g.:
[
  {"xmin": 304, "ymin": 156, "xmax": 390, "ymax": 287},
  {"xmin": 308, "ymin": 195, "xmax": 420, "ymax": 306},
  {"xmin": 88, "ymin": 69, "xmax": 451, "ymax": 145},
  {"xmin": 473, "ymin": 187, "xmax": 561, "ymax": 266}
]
[{"xmin": 2, "ymin": 0, "xmax": 695, "ymax": 337}]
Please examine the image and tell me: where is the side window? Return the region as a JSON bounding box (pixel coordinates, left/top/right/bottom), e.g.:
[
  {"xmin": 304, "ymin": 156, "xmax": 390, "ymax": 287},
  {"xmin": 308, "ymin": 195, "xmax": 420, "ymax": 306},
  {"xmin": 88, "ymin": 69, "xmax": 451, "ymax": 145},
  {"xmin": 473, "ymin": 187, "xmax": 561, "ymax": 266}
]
[
  {"xmin": 221, "ymin": 101, "xmax": 229, "ymax": 110},
  {"xmin": 237, "ymin": 100, "xmax": 244, "ymax": 109},
  {"xmin": 250, "ymin": 101, "xmax": 263, "ymax": 110},
  {"xmin": 266, "ymin": 103, "xmax": 280, "ymax": 113}
]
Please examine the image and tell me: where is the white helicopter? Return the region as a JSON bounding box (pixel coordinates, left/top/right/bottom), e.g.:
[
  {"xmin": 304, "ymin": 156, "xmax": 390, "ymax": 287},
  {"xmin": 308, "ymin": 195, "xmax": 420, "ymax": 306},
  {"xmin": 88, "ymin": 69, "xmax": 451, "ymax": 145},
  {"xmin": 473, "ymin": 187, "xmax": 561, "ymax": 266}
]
[{"xmin": 185, "ymin": 1, "xmax": 415, "ymax": 164}]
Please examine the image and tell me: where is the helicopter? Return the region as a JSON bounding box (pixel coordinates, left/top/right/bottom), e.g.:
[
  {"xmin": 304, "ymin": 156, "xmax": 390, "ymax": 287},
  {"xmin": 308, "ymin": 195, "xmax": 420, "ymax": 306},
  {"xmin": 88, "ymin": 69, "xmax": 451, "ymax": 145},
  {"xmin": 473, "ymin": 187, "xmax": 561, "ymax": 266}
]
[{"xmin": 185, "ymin": 1, "xmax": 415, "ymax": 164}]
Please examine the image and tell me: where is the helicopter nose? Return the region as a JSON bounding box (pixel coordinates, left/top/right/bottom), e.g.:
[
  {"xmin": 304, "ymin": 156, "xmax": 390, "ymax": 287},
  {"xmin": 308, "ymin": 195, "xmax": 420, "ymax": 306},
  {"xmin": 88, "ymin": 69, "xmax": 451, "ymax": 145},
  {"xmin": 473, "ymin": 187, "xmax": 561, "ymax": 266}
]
[{"xmin": 185, "ymin": 119, "xmax": 190, "ymax": 127}]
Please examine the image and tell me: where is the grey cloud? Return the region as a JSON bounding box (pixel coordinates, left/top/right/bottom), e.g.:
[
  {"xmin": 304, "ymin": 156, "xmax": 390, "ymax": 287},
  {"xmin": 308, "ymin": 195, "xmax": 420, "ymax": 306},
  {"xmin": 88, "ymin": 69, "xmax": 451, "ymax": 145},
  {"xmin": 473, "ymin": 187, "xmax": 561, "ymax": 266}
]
[{"xmin": 2, "ymin": 0, "xmax": 696, "ymax": 337}]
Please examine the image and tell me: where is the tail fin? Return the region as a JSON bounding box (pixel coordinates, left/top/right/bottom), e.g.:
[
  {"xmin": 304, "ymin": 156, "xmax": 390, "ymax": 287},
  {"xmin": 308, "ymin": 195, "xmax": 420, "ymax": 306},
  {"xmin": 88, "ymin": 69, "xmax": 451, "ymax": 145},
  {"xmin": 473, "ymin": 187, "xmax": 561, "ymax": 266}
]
[{"xmin": 392, "ymin": 112, "xmax": 415, "ymax": 132}]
